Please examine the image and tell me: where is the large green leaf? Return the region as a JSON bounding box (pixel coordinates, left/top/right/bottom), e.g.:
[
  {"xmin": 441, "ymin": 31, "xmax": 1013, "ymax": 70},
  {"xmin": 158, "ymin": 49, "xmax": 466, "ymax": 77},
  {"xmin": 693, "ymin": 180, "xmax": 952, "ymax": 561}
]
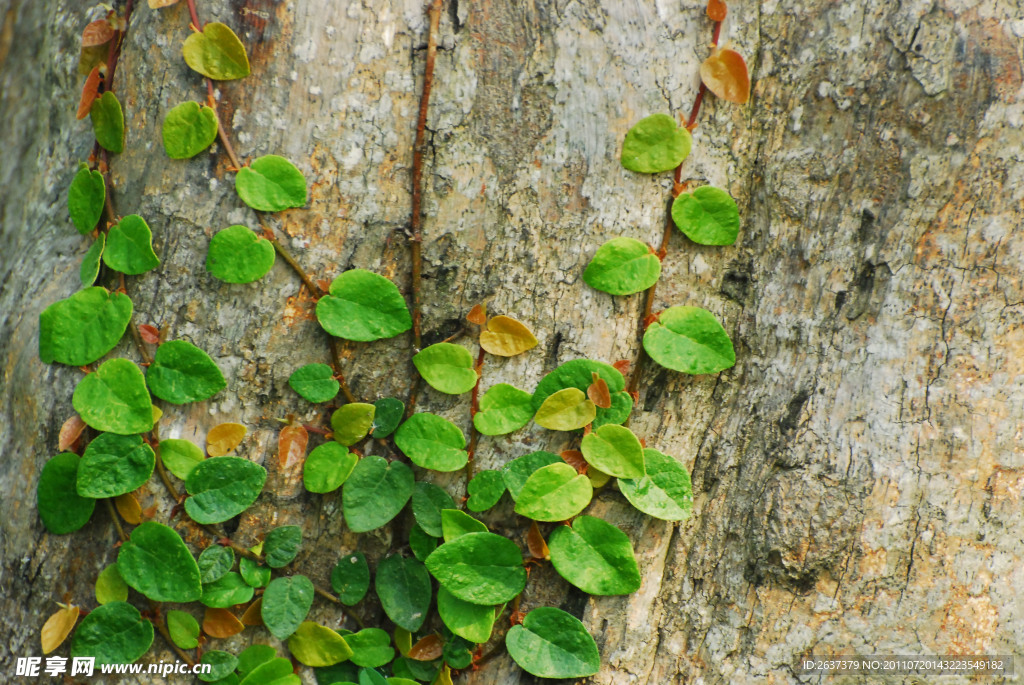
[
  {"xmin": 90, "ymin": 91, "xmax": 125, "ymax": 153},
  {"xmin": 532, "ymin": 359, "xmax": 630, "ymax": 428},
  {"xmin": 436, "ymin": 587, "xmax": 497, "ymax": 644},
  {"xmin": 501, "ymin": 451, "xmax": 561, "ymax": 501},
  {"xmin": 411, "ymin": 481, "xmax": 456, "ymax": 538},
  {"xmin": 197, "ymin": 545, "xmax": 234, "ymax": 584},
  {"xmin": 466, "ymin": 470, "xmax": 505, "ymax": 512},
  {"xmin": 441, "ymin": 509, "xmax": 487, "ymax": 542},
  {"xmin": 533, "ymin": 387, "xmax": 595, "ymax": 431},
  {"xmin": 37, "ymin": 453, "xmax": 95, "ymax": 534},
  {"xmin": 262, "ymin": 575, "xmax": 314, "ymax": 639},
  {"xmin": 235, "ymin": 155, "xmax": 307, "ymax": 211},
  {"xmin": 346, "ymin": 628, "xmax": 395, "ymax": 668},
  {"xmin": 413, "ymin": 343, "xmax": 478, "ymax": 395},
  {"xmin": 68, "ymin": 164, "xmax": 105, "ymax": 235},
  {"xmin": 162, "ymin": 101, "xmax": 218, "ymax": 159},
  {"xmin": 425, "ymin": 532, "xmax": 526, "ymax": 605},
  {"xmin": 583, "ymin": 237, "xmax": 662, "ymax": 295},
  {"xmin": 671, "ymin": 185, "xmax": 740, "ymax": 245},
  {"xmin": 473, "ymin": 383, "xmax": 533, "ymax": 436},
  {"xmin": 303, "ymin": 442, "xmax": 357, "ymax": 494},
  {"xmin": 206, "ymin": 225, "xmax": 276, "ymax": 284},
  {"xmin": 289, "ymin": 622, "xmax": 354, "ymax": 667},
  {"xmin": 642, "ymin": 305, "xmax": 735, "ymax": 374},
  {"xmin": 77, "ymin": 432, "xmax": 155, "ymax": 498},
  {"xmin": 146, "ymin": 340, "xmax": 225, "ymax": 404},
  {"xmin": 72, "ymin": 358, "xmax": 153, "ymax": 435},
  {"xmin": 505, "ymin": 607, "xmax": 599, "ymax": 678},
  {"xmin": 331, "ymin": 403, "xmax": 376, "ymax": 446},
  {"xmin": 71, "ymin": 602, "xmax": 154, "ymax": 666},
  {"xmin": 620, "ymin": 113, "xmax": 690, "ymax": 173},
  {"xmin": 80, "ymin": 233, "xmax": 105, "ymax": 286},
  {"xmin": 580, "ymin": 424, "xmax": 645, "ymax": 478},
  {"xmin": 617, "ymin": 448, "xmax": 693, "ymax": 521},
  {"xmin": 375, "ymin": 555, "xmax": 431, "ymax": 632},
  {"xmin": 117, "ymin": 521, "xmax": 202, "ymax": 602},
  {"xmin": 182, "ymin": 22, "xmax": 250, "ymax": 80},
  {"xmin": 394, "ymin": 413, "xmax": 467, "ymax": 472},
  {"xmin": 265, "ymin": 525, "xmax": 302, "ymax": 568},
  {"xmin": 315, "ymin": 270, "xmax": 411, "ymax": 342},
  {"xmin": 201, "ymin": 571, "xmax": 255, "ymax": 607},
  {"xmin": 514, "ymin": 462, "xmax": 592, "ymax": 522},
  {"xmin": 342, "ymin": 456, "xmax": 414, "ymax": 532},
  {"xmin": 160, "ymin": 438, "xmax": 205, "ymax": 481},
  {"xmin": 39, "ymin": 287, "xmax": 133, "ymax": 366},
  {"xmin": 289, "ymin": 363, "xmax": 339, "ymax": 403},
  {"xmin": 184, "ymin": 456, "xmax": 267, "ymax": 524},
  {"xmin": 548, "ymin": 516, "xmax": 641, "ymax": 595},
  {"xmin": 103, "ymin": 214, "xmax": 160, "ymax": 275},
  {"xmin": 331, "ymin": 551, "xmax": 370, "ymax": 605}
]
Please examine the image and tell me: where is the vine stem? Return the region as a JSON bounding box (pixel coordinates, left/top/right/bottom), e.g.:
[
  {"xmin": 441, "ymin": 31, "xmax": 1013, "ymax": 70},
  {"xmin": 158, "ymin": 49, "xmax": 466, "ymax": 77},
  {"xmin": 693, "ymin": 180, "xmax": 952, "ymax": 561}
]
[
  {"xmin": 313, "ymin": 585, "xmax": 366, "ymax": 629},
  {"xmin": 150, "ymin": 602, "xmax": 196, "ymax": 666},
  {"xmin": 464, "ymin": 345, "xmax": 485, "ymax": 496},
  {"xmin": 104, "ymin": 498, "xmax": 128, "ymax": 542}
]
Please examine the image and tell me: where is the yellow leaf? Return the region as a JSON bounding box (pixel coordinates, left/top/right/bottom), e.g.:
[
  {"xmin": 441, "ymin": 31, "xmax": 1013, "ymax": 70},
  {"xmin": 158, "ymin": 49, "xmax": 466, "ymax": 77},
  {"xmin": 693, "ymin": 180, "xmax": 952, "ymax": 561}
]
[
  {"xmin": 115, "ymin": 492, "xmax": 142, "ymax": 524},
  {"xmin": 436, "ymin": 664, "xmax": 454, "ymax": 685},
  {"xmin": 479, "ymin": 315, "xmax": 538, "ymax": 357},
  {"xmin": 41, "ymin": 605, "xmax": 79, "ymax": 654},
  {"xmin": 207, "ymin": 423, "xmax": 246, "ymax": 457},
  {"xmin": 203, "ymin": 607, "xmax": 244, "ymax": 638},
  {"xmin": 700, "ymin": 47, "xmax": 750, "ymax": 104},
  {"xmin": 147, "ymin": 0, "xmax": 181, "ymax": 7}
]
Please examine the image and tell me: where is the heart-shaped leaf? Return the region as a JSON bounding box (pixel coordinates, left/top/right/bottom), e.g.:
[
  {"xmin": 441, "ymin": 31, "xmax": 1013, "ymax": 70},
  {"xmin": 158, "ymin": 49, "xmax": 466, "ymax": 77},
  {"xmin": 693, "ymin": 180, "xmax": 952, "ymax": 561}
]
[
  {"xmin": 185, "ymin": 456, "xmax": 267, "ymax": 524},
  {"xmin": 505, "ymin": 607, "xmax": 599, "ymax": 678},
  {"xmin": 117, "ymin": 521, "xmax": 202, "ymax": 602},
  {"xmin": 206, "ymin": 422, "xmax": 246, "ymax": 456},
  {"xmin": 583, "ymin": 237, "xmax": 661, "ymax": 295},
  {"xmin": 167, "ymin": 610, "xmax": 200, "ymax": 649},
  {"xmin": 182, "ymin": 22, "xmax": 250, "ymax": 80},
  {"xmin": 331, "ymin": 551, "xmax": 370, "ymax": 605},
  {"xmin": 103, "ymin": 214, "xmax": 160, "ymax": 275},
  {"xmin": 643, "ymin": 305, "xmax": 735, "ymax": 374},
  {"xmin": 235, "ymin": 154, "xmax": 307, "ymax": 212},
  {"xmin": 264, "ymin": 525, "xmax": 302, "ymax": 568},
  {"xmin": 371, "ymin": 397, "xmax": 404, "ymax": 438},
  {"xmin": 90, "ymin": 91, "xmax": 124, "ymax": 153},
  {"xmin": 700, "ymin": 47, "xmax": 750, "ymax": 104},
  {"xmin": 68, "ymin": 164, "xmax": 105, "ymax": 235},
  {"xmin": 73, "ymin": 358, "xmax": 153, "ymax": 434},
  {"xmin": 479, "ymin": 315, "xmax": 538, "ymax": 357},
  {"xmin": 237, "ymin": 644, "xmax": 276, "ymax": 674},
  {"xmin": 621, "ymin": 113, "xmax": 691, "ymax": 173},
  {"xmin": 71, "ymin": 602, "xmax": 154, "ymax": 666},
  {"xmin": 288, "ymin": 622, "xmax": 354, "ymax": 667},
  {"xmin": 206, "ymin": 225, "xmax": 276, "ymax": 283},
  {"xmin": 534, "ymin": 387, "xmax": 596, "ymax": 431},
  {"xmin": 146, "ymin": 340, "xmax": 225, "ymax": 404},
  {"xmin": 548, "ymin": 515, "xmax": 641, "ymax": 595},
  {"xmin": 414, "ymin": 342, "xmax": 478, "ymax": 394},
  {"xmin": 77, "ymin": 432, "xmax": 155, "ymax": 498},
  {"xmin": 501, "ymin": 451, "xmax": 561, "ymax": 501},
  {"xmin": 331, "ymin": 402, "xmax": 376, "ymax": 446},
  {"xmin": 80, "ymin": 233, "xmax": 105, "ymax": 286},
  {"xmin": 514, "ymin": 462, "xmax": 592, "ymax": 521},
  {"xmin": 473, "ymin": 383, "xmax": 533, "ymax": 436},
  {"xmin": 316, "ymin": 270, "xmax": 412, "ymax": 342},
  {"xmin": 303, "ymin": 442, "xmax": 357, "ymax": 493},
  {"xmin": 39, "ymin": 287, "xmax": 133, "ymax": 366},
  {"xmin": 411, "ymin": 482, "xmax": 456, "ymax": 538},
  {"xmin": 436, "ymin": 587, "xmax": 496, "ymax": 644},
  {"xmin": 466, "ymin": 469, "xmax": 505, "ymax": 512},
  {"xmin": 289, "ymin": 363, "xmax": 339, "ymax": 403},
  {"xmin": 162, "ymin": 101, "xmax": 218, "ymax": 159},
  {"xmin": 618, "ymin": 448, "xmax": 693, "ymax": 520},
  {"xmin": 347, "ymin": 628, "xmax": 395, "ymax": 668},
  {"xmin": 160, "ymin": 438, "xmax": 205, "ymax": 481},
  {"xmin": 533, "ymin": 359, "xmax": 631, "ymax": 428},
  {"xmin": 671, "ymin": 186, "xmax": 739, "ymax": 245},
  {"xmin": 37, "ymin": 453, "xmax": 95, "ymax": 534},
  {"xmin": 197, "ymin": 545, "xmax": 234, "ymax": 584},
  {"xmin": 376, "ymin": 555, "xmax": 431, "ymax": 631},
  {"xmin": 95, "ymin": 565, "xmax": 128, "ymax": 604},
  {"xmin": 580, "ymin": 424, "xmax": 645, "ymax": 478},
  {"xmin": 201, "ymin": 571, "xmax": 254, "ymax": 607},
  {"xmin": 239, "ymin": 558, "xmax": 271, "ymax": 588},
  {"xmin": 199, "ymin": 651, "xmax": 239, "ymax": 682},
  {"xmin": 343, "ymin": 456, "xmax": 414, "ymax": 532},
  {"xmin": 262, "ymin": 575, "xmax": 314, "ymax": 639},
  {"xmin": 441, "ymin": 509, "xmax": 487, "ymax": 542},
  {"xmin": 425, "ymin": 532, "xmax": 526, "ymax": 605},
  {"xmin": 394, "ymin": 413, "xmax": 468, "ymax": 472}
]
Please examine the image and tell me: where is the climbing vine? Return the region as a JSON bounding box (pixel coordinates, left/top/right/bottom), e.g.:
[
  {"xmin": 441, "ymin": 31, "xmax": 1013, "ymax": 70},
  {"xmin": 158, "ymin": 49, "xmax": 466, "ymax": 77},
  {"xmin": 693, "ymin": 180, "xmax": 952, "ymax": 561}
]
[{"xmin": 35, "ymin": 0, "xmax": 750, "ymax": 682}]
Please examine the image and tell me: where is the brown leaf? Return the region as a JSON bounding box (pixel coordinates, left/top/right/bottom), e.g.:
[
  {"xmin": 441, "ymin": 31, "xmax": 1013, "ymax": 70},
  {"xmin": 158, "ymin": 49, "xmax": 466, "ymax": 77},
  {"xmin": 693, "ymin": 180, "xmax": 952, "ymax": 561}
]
[
  {"xmin": 526, "ymin": 521, "xmax": 550, "ymax": 560},
  {"xmin": 76, "ymin": 67, "xmax": 102, "ymax": 120},
  {"xmin": 148, "ymin": 0, "xmax": 182, "ymax": 7},
  {"xmin": 41, "ymin": 605, "xmax": 79, "ymax": 654},
  {"xmin": 479, "ymin": 315, "xmax": 539, "ymax": 357},
  {"xmin": 560, "ymin": 450, "xmax": 587, "ymax": 475},
  {"xmin": 407, "ymin": 634, "xmax": 444, "ymax": 661},
  {"xmin": 138, "ymin": 324, "xmax": 161, "ymax": 344},
  {"xmin": 206, "ymin": 423, "xmax": 246, "ymax": 457},
  {"xmin": 466, "ymin": 303, "xmax": 487, "ymax": 325},
  {"xmin": 706, "ymin": 0, "xmax": 727, "ymax": 21},
  {"xmin": 115, "ymin": 493, "xmax": 142, "ymax": 525},
  {"xmin": 700, "ymin": 47, "xmax": 750, "ymax": 104},
  {"xmin": 81, "ymin": 20, "xmax": 115, "ymax": 47},
  {"xmin": 587, "ymin": 372, "xmax": 611, "ymax": 409},
  {"xmin": 203, "ymin": 607, "xmax": 244, "ymax": 638},
  {"xmin": 612, "ymin": 359, "xmax": 631, "ymax": 376},
  {"xmin": 278, "ymin": 424, "xmax": 308, "ymax": 470},
  {"xmin": 240, "ymin": 598, "xmax": 263, "ymax": 626},
  {"xmin": 59, "ymin": 414, "xmax": 88, "ymax": 452}
]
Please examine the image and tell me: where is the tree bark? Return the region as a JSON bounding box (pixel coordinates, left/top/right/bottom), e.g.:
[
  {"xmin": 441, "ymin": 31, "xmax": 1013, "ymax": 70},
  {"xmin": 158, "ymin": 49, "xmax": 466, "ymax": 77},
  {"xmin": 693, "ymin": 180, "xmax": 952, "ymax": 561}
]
[{"xmin": 2, "ymin": 0, "xmax": 1023, "ymax": 683}]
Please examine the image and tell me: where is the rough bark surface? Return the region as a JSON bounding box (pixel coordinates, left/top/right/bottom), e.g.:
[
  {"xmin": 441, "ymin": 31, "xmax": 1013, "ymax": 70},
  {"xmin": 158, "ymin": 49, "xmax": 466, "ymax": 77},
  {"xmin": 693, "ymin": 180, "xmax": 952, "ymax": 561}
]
[{"xmin": 2, "ymin": 0, "xmax": 1023, "ymax": 683}]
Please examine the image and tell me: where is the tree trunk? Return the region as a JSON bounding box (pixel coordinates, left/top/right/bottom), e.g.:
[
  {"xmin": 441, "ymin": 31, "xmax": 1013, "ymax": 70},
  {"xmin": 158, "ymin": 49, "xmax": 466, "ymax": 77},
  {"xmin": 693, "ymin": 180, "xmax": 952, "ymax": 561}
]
[{"xmin": 2, "ymin": 0, "xmax": 1023, "ymax": 683}]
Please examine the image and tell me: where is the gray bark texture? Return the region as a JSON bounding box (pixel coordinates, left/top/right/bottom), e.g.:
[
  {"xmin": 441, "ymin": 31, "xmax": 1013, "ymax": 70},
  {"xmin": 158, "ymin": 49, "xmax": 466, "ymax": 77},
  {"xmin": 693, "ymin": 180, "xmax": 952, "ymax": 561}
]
[{"xmin": 2, "ymin": 0, "xmax": 1023, "ymax": 683}]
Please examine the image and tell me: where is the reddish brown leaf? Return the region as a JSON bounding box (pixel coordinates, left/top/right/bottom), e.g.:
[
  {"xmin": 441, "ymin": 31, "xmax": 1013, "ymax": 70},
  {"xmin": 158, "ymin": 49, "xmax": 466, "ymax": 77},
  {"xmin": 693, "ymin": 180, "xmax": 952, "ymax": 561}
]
[
  {"xmin": 115, "ymin": 493, "xmax": 142, "ymax": 525},
  {"xmin": 587, "ymin": 372, "xmax": 611, "ymax": 409},
  {"xmin": 278, "ymin": 424, "xmax": 308, "ymax": 470},
  {"xmin": 76, "ymin": 67, "xmax": 102, "ymax": 120},
  {"xmin": 613, "ymin": 359, "xmax": 631, "ymax": 376},
  {"xmin": 700, "ymin": 47, "xmax": 750, "ymax": 104},
  {"xmin": 138, "ymin": 324, "xmax": 160, "ymax": 344},
  {"xmin": 560, "ymin": 450, "xmax": 587, "ymax": 475},
  {"xmin": 240, "ymin": 598, "xmax": 263, "ymax": 626},
  {"xmin": 408, "ymin": 634, "xmax": 444, "ymax": 661},
  {"xmin": 526, "ymin": 521, "xmax": 550, "ymax": 560},
  {"xmin": 203, "ymin": 608, "xmax": 244, "ymax": 638},
  {"xmin": 81, "ymin": 20, "xmax": 115, "ymax": 48},
  {"xmin": 466, "ymin": 303, "xmax": 487, "ymax": 325},
  {"xmin": 59, "ymin": 414, "xmax": 88, "ymax": 452},
  {"xmin": 706, "ymin": 0, "xmax": 727, "ymax": 21}
]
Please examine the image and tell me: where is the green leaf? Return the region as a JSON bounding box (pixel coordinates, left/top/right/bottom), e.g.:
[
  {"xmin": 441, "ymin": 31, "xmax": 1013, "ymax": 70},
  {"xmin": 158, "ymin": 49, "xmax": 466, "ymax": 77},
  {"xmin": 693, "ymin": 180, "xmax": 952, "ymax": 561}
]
[
  {"xmin": 68, "ymin": 164, "xmax": 105, "ymax": 235},
  {"xmin": 238, "ymin": 644, "xmax": 277, "ymax": 675},
  {"xmin": 596, "ymin": 390, "xmax": 634, "ymax": 428},
  {"xmin": 620, "ymin": 113, "xmax": 690, "ymax": 173},
  {"xmin": 436, "ymin": 587, "xmax": 496, "ymax": 644},
  {"xmin": 77, "ymin": 432, "xmax": 155, "ymax": 498},
  {"xmin": 441, "ymin": 509, "xmax": 487, "ymax": 542},
  {"xmin": 206, "ymin": 225, "xmax": 276, "ymax": 284},
  {"xmin": 501, "ymin": 451, "xmax": 561, "ymax": 501},
  {"xmin": 289, "ymin": 363, "xmax": 339, "ymax": 403},
  {"xmin": 117, "ymin": 521, "xmax": 202, "ymax": 602},
  {"xmin": 671, "ymin": 185, "xmax": 740, "ymax": 245},
  {"xmin": 331, "ymin": 403, "xmax": 376, "ymax": 446},
  {"xmin": 342, "ymin": 456, "xmax": 414, "ymax": 533},
  {"xmin": 304, "ymin": 442, "xmax": 357, "ymax": 493},
  {"xmin": 443, "ymin": 635, "xmax": 473, "ymax": 669},
  {"xmin": 262, "ymin": 575, "xmax": 314, "ymax": 639},
  {"xmin": 347, "ymin": 629, "xmax": 395, "ymax": 668},
  {"xmin": 548, "ymin": 515, "xmax": 641, "ymax": 595},
  {"xmin": 505, "ymin": 607, "xmax": 599, "ymax": 678},
  {"xmin": 202, "ymin": 571, "xmax": 255, "ymax": 607},
  {"xmin": 643, "ymin": 305, "xmax": 735, "ymax": 374},
  {"xmin": 72, "ymin": 358, "xmax": 153, "ymax": 435},
  {"xmin": 289, "ymin": 622, "xmax": 354, "ymax": 667},
  {"xmin": 235, "ymin": 154, "xmax": 307, "ymax": 211},
  {"xmin": 617, "ymin": 448, "xmax": 693, "ymax": 521},
  {"xmin": 394, "ymin": 413, "xmax": 467, "ymax": 472},
  {"xmin": 90, "ymin": 91, "xmax": 125, "ymax": 153},
  {"xmin": 162, "ymin": 101, "xmax": 218, "ymax": 159},
  {"xmin": 161, "ymin": 438, "xmax": 205, "ymax": 481},
  {"xmin": 197, "ymin": 545, "xmax": 234, "ymax": 584},
  {"xmin": 473, "ymin": 383, "xmax": 533, "ymax": 436},
  {"xmin": 583, "ymin": 237, "xmax": 662, "ymax": 295},
  {"xmin": 514, "ymin": 463, "xmax": 593, "ymax": 522},
  {"xmin": 315, "ymin": 270, "xmax": 412, "ymax": 342},
  {"xmin": 240, "ymin": 557, "xmax": 271, "ymax": 588},
  {"xmin": 95, "ymin": 564, "xmax": 128, "ymax": 604},
  {"xmin": 80, "ymin": 233, "xmax": 105, "ymax": 286},
  {"xmin": 391, "ymin": 657, "xmax": 437, "ymax": 682},
  {"xmin": 185, "ymin": 456, "xmax": 267, "ymax": 524},
  {"xmin": 201, "ymin": 651, "xmax": 239, "ymax": 683},
  {"xmin": 411, "ymin": 482, "xmax": 456, "ymax": 538},
  {"xmin": 408, "ymin": 524, "xmax": 437, "ymax": 562},
  {"xmin": 265, "ymin": 525, "xmax": 302, "ymax": 568},
  {"xmin": 315, "ymin": 662, "xmax": 360, "ymax": 685},
  {"xmin": 466, "ymin": 470, "xmax": 505, "ymax": 512},
  {"xmin": 425, "ymin": 532, "xmax": 526, "ymax": 605},
  {"xmin": 167, "ymin": 610, "xmax": 200, "ymax": 649},
  {"xmin": 146, "ymin": 340, "xmax": 225, "ymax": 404},
  {"xmin": 532, "ymin": 359, "xmax": 630, "ymax": 428},
  {"xmin": 371, "ymin": 398, "xmax": 404, "ymax": 438},
  {"xmin": 39, "ymin": 286, "xmax": 133, "ymax": 366},
  {"xmin": 580, "ymin": 424, "xmax": 645, "ymax": 478},
  {"xmin": 37, "ymin": 453, "xmax": 95, "ymax": 534},
  {"xmin": 376, "ymin": 555, "xmax": 431, "ymax": 632},
  {"xmin": 71, "ymin": 602, "xmax": 153, "ymax": 666},
  {"xmin": 534, "ymin": 387, "xmax": 595, "ymax": 431},
  {"xmin": 413, "ymin": 343, "xmax": 478, "ymax": 395},
  {"xmin": 103, "ymin": 214, "xmax": 160, "ymax": 275},
  {"xmin": 182, "ymin": 22, "xmax": 251, "ymax": 80},
  {"xmin": 330, "ymin": 551, "xmax": 369, "ymax": 605}
]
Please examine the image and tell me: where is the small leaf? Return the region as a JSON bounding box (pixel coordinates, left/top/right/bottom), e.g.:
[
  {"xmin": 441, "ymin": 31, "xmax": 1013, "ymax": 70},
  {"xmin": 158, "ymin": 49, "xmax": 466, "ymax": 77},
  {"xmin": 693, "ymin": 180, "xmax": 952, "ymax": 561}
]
[
  {"xmin": 700, "ymin": 47, "xmax": 751, "ymax": 104},
  {"xmin": 71, "ymin": 602, "xmax": 154, "ymax": 666},
  {"xmin": 473, "ymin": 383, "xmax": 533, "ymax": 436},
  {"xmin": 533, "ymin": 359, "xmax": 630, "ymax": 428},
  {"xmin": 235, "ymin": 154, "xmax": 307, "ymax": 211},
  {"xmin": 199, "ymin": 651, "xmax": 238, "ymax": 682},
  {"xmin": 505, "ymin": 607, "xmax": 599, "ymax": 678},
  {"xmin": 59, "ymin": 414, "xmax": 88, "ymax": 452},
  {"xmin": 78, "ymin": 44, "xmax": 107, "ymax": 77},
  {"xmin": 501, "ymin": 451, "xmax": 561, "ymax": 501},
  {"xmin": 289, "ymin": 363, "xmax": 339, "ymax": 403},
  {"xmin": 117, "ymin": 521, "xmax": 203, "ymax": 602},
  {"xmin": 90, "ymin": 91, "xmax": 125, "ymax": 153},
  {"xmin": 376, "ymin": 555, "xmax": 431, "ymax": 631},
  {"xmin": 42, "ymin": 605, "xmax": 80, "ymax": 654},
  {"xmin": 203, "ymin": 607, "xmax": 244, "ymax": 638},
  {"xmin": 197, "ymin": 545, "xmax": 234, "ymax": 584},
  {"xmin": 514, "ymin": 462, "xmax": 593, "ymax": 522},
  {"xmin": 39, "ymin": 286, "xmax": 133, "ymax": 366},
  {"xmin": 185, "ymin": 456, "xmax": 267, "ymax": 524},
  {"xmin": 68, "ymin": 164, "xmax": 105, "ymax": 234},
  {"xmin": 548, "ymin": 515, "xmax": 641, "ymax": 595},
  {"xmin": 37, "ymin": 453, "xmax": 95, "ymax": 534},
  {"xmin": 441, "ymin": 509, "xmax": 487, "ymax": 542},
  {"xmin": 161, "ymin": 438, "xmax": 205, "ymax": 481},
  {"xmin": 80, "ymin": 233, "xmax": 105, "ymax": 286},
  {"xmin": 371, "ymin": 397, "xmax": 404, "ymax": 438},
  {"xmin": 81, "ymin": 19, "xmax": 115, "ymax": 47},
  {"xmin": 76, "ymin": 67, "xmax": 103, "ymax": 120},
  {"xmin": 162, "ymin": 101, "xmax": 218, "ymax": 159},
  {"xmin": 103, "ymin": 214, "xmax": 161, "ymax": 275},
  {"xmin": 394, "ymin": 627, "xmax": 413, "ymax": 657},
  {"xmin": 621, "ymin": 113, "xmax": 691, "ymax": 173},
  {"xmin": 617, "ymin": 448, "xmax": 693, "ymax": 521},
  {"xmin": 580, "ymin": 424, "xmax": 645, "ymax": 478},
  {"xmin": 584, "ymin": 237, "xmax": 662, "ymax": 296},
  {"xmin": 138, "ymin": 324, "xmax": 161, "ymax": 344},
  {"xmin": 167, "ymin": 610, "xmax": 200, "ymax": 649},
  {"xmin": 347, "ymin": 628, "xmax": 395, "ymax": 668},
  {"xmin": 466, "ymin": 470, "xmax": 505, "ymax": 512},
  {"xmin": 479, "ymin": 315, "xmax": 538, "ymax": 357},
  {"xmin": 414, "ymin": 342, "xmax": 478, "ymax": 395},
  {"xmin": 331, "ymin": 403, "xmax": 376, "ymax": 446},
  {"xmin": 437, "ymin": 587, "xmax": 496, "ymax": 644},
  {"xmin": 343, "ymin": 456, "xmax": 414, "ymax": 532},
  {"xmin": 316, "ymin": 270, "xmax": 412, "ymax": 342},
  {"xmin": 466, "ymin": 303, "xmax": 486, "ymax": 325},
  {"xmin": 182, "ymin": 22, "xmax": 251, "ymax": 80},
  {"xmin": 207, "ymin": 422, "xmax": 246, "ymax": 456},
  {"xmin": 146, "ymin": 339, "xmax": 225, "ymax": 404},
  {"xmin": 331, "ymin": 551, "xmax": 370, "ymax": 605},
  {"xmin": 425, "ymin": 532, "xmax": 527, "ymax": 605},
  {"xmin": 240, "ymin": 598, "xmax": 264, "ymax": 626},
  {"xmin": 671, "ymin": 186, "xmax": 740, "ymax": 245},
  {"xmin": 587, "ymin": 372, "xmax": 611, "ymax": 409},
  {"xmin": 264, "ymin": 525, "xmax": 302, "ymax": 568},
  {"xmin": 115, "ymin": 492, "xmax": 142, "ymax": 524},
  {"xmin": 278, "ymin": 424, "xmax": 308, "ymax": 478},
  {"xmin": 289, "ymin": 622, "xmax": 354, "ymax": 667},
  {"xmin": 707, "ymin": 0, "xmax": 727, "ymax": 20},
  {"xmin": 239, "ymin": 558, "xmax": 271, "ymax": 588},
  {"xmin": 303, "ymin": 442, "xmax": 357, "ymax": 493},
  {"xmin": 526, "ymin": 521, "xmax": 550, "ymax": 560},
  {"xmin": 394, "ymin": 413, "xmax": 468, "ymax": 472},
  {"xmin": 407, "ymin": 633, "xmax": 444, "ymax": 661},
  {"xmin": 72, "ymin": 359, "xmax": 153, "ymax": 435},
  {"xmin": 149, "ymin": 0, "xmax": 182, "ymax": 7},
  {"xmin": 95, "ymin": 564, "xmax": 128, "ymax": 604},
  {"xmin": 262, "ymin": 575, "xmax": 314, "ymax": 639},
  {"xmin": 411, "ymin": 482, "xmax": 456, "ymax": 538},
  {"xmin": 534, "ymin": 387, "xmax": 596, "ymax": 431},
  {"xmin": 642, "ymin": 305, "xmax": 735, "ymax": 374},
  {"xmin": 206, "ymin": 225, "xmax": 276, "ymax": 284}
]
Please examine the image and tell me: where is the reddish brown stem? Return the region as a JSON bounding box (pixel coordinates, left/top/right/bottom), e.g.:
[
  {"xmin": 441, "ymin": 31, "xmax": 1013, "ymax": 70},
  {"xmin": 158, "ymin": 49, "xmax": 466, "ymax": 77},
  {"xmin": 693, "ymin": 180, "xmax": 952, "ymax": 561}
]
[
  {"xmin": 464, "ymin": 345, "xmax": 486, "ymax": 494},
  {"xmin": 103, "ymin": 0, "xmax": 135, "ymax": 92},
  {"xmin": 186, "ymin": 0, "xmax": 202, "ymax": 29},
  {"xmin": 685, "ymin": 20, "xmax": 723, "ymax": 129}
]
